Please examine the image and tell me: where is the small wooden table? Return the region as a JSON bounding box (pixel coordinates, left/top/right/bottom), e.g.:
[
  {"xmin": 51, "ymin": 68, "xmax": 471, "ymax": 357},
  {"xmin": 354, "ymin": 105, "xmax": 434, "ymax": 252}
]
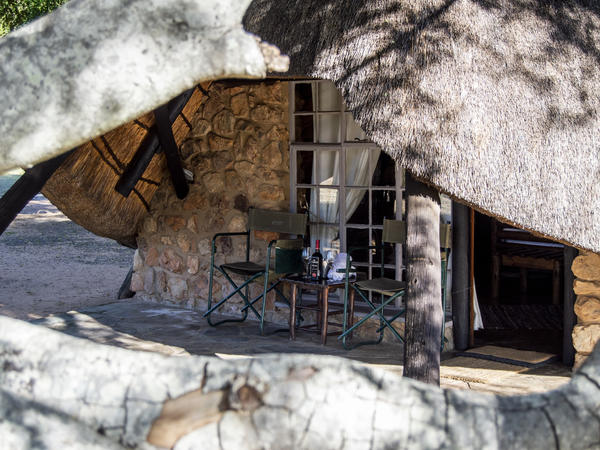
[{"xmin": 283, "ymin": 275, "xmax": 355, "ymax": 345}]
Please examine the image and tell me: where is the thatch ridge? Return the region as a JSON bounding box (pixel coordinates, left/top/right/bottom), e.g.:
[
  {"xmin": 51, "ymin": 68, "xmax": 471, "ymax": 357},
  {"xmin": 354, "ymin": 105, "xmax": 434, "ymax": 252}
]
[
  {"xmin": 245, "ymin": 0, "xmax": 600, "ymax": 251},
  {"xmin": 42, "ymin": 87, "xmax": 206, "ymax": 247}
]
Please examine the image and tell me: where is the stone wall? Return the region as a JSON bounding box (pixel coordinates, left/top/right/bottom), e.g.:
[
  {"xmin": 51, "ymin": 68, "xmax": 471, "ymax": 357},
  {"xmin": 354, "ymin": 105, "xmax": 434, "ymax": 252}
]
[
  {"xmin": 131, "ymin": 80, "xmax": 290, "ymax": 318},
  {"xmin": 129, "ymin": 79, "xmax": 453, "ymax": 348},
  {"xmin": 572, "ymin": 251, "xmax": 600, "ymax": 368}
]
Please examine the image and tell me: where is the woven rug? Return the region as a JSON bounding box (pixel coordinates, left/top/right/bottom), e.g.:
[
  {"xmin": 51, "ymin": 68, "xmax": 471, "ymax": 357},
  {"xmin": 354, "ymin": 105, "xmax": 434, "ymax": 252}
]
[
  {"xmin": 456, "ymin": 345, "xmax": 558, "ymax": 368},
  {"xmin": 480, "ymin": 304, "xmax": 563, "ymax": 330}
]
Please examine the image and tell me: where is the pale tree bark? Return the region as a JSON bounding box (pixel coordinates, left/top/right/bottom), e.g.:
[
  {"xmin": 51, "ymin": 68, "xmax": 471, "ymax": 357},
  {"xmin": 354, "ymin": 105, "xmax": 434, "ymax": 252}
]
[
  {"xmin": 0, "ymin": 0, "xmax": 289, "ymax": 173},
  {"xmin": 1, "ymin": 316, "xmax": 599, "ymax": 449},
  {"xmin": 403, "ymin": 173, "xmax": 442, "ymax": 385}
]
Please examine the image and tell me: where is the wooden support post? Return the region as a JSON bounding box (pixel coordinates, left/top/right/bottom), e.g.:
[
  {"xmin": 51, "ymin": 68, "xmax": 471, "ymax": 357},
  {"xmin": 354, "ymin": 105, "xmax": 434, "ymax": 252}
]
[
  {"xmin": 115, "ymin": 88, "xmax": 194, "ymax": 198},
  {"xmin": 469, "ymin": 208, "xmax": 475, "ymax": 347},
  {"xmin": 563, "ymin": 246, "xmax": 577, "ymax": 366},
  {"xmin": 451, "ymin": 202, "xmax": 469, "ymax": 351},
  {"xmin": 0, "ymin": 150, "xmax": 74, "ymax": 237},
  {"xmin": 403, "ymin": 173, "xmax": 442, "ymax": 386},
  {"xmin": 552, "ymin": 260, "xmax": 561, "ymax": 306},
  {"xmin": 154, "ymin": 103, "xmax": 189, "ymax": 199},
  {"xmin": 519, "ymin": 268, "xmax": 528, "ymax": 302},
  {"xmin": 117, "ymin": 266, "xmax": 135, "ymax": 299}
]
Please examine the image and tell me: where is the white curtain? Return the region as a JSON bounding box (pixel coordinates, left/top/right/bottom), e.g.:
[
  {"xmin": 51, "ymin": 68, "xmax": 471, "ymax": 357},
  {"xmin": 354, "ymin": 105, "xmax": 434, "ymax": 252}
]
[
  {"xmin": 309, "ymin": 148, "xmax": 380, "ymax": 253},
  {"xmin": 345, "ymin": 148, "xmax": 380, "ymax": 222}
]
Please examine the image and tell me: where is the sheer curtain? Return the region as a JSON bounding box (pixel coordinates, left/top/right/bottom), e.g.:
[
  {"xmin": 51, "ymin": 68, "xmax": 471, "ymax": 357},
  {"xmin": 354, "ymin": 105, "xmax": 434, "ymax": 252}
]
[
  {"xmin": 309, "ymin": 148, "xmax": 380, "ymax": 252},
  {"xmin": 309, "ymin": 151, "xmax": 339, "ymax": 252},
  {"xmin": 345, "ymin": 148, "xmax": 380, "ymax": 221}
]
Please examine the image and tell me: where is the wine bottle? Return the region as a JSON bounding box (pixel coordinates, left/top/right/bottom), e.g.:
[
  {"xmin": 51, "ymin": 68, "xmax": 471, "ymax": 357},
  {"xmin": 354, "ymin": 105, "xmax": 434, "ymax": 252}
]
[{"xmin": 309, "ymin": 239, "xmax": 323, "ymax": 281}]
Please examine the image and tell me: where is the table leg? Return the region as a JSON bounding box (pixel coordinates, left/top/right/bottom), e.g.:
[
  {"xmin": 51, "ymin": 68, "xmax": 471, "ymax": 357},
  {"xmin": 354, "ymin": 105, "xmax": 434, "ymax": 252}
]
[
  {"xmin": 321, "ymin": 287, "xmax": 329, "ymax": 345},
  {"xmin": 290, "ymin": 284, "xmax": 297, "ymax": 340},
  {"xmin": 316, "ymin": 290, "xmax": 322, "ymax": 330},
  {"xmin": 348, "ymin": 289, "xmax": 355, "ymax": 340}
]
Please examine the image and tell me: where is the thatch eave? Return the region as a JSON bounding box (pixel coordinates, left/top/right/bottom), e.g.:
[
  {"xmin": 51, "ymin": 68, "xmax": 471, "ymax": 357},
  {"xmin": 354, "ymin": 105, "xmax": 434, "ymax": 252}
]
[{"xmin": 245, "ymin": 0, "xmax": 600, "ymax": 252}]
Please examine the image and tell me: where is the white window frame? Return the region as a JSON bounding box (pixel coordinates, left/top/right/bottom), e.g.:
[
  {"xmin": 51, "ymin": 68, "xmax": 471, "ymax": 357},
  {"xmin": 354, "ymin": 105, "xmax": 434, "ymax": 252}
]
[{"xmin": 288, "ymin": 80, "xmax": 405, "ymax": 282}]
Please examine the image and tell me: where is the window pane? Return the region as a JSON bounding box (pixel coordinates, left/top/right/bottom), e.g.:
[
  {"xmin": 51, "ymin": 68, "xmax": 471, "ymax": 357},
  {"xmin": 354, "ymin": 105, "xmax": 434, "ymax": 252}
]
[
  {"xmin": 346, "ymin": 147, "xmax": 370, "ymax": 186},
  {"xmin": 398, "ymin": 168, "xmax": 406, "ymax": 188},
  {"xmin": 346, "ymin": 227, "xmax": 369, "ymax": 264},
  {"xmin": 294, "ymin": 115, "xmax": 314, "ymax": 142},
  {"xmin": 372, "ymin": 267, "xmax": 397, "ymax": 280},
  {"xmin": 372, "ymin": 151, "xmax": 396, "ymax": 186},
  {"xmin": 346, "ymin": 188, "xmax": 368, "ymax": 224},
  {"xmin": 294, "ymin": 83, "xmax": 314, "ymax": 112},
  {"xmin": 441, "ymin": 194, "xmax": 452, "ymax": 224},
  {"xmin": 318, "ymin": 81, "xmax": 342, "ymax": 111},
  {"xmin": 309, "ymin": 224, "xmax": 339, "ymax": 255},
  {"xmin": 315, "ymin": 188, "xmax": 339, "ymax": 223},
  {"xmin": 317, "ymin": 114, "xmax": 341, "ymax": 143},
  {"xmin": 316, "ymin": 150, "xmax": 339, "ymax": 185},
  {"xmin": 345, "ymin": 113, "xmax": 368, "ymax": 142},
  {"xmin": 296, "ymin": 151, "xmax": 313, "ymax": 184},
  {"xmin": 296, "ymin": 187, "xmax": 314, "ymax": 215},
  {"xmin": 372, "ymin": 190, "xmax": 396, "ymax": 225},
  {"xmin": 372, "ymin": 229, "xmax": 396, "ymax": 266}
]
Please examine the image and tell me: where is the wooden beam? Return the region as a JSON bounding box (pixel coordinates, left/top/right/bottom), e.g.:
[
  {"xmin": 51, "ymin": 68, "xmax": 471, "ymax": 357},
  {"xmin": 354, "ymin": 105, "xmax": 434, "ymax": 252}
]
[
  {"xmin": 451, "ymin": 202, "xmax": 469, "ymax": 351},
  {"xmin": 115, "ymin": 88, "xmax": 194, "ymax": 198},
  {"xmin": 154, "ymin": 104, "xmax": 189, "ymax": 199},
  {"xmin": 501, "ymin": 254, "xmax": 557, "ymax": 271},
  {"xmin": 563, "ymin": 246, "xmax": 577, "ymax": 366},
  {"xmin": 117, "ymin": 266, "xmax": 135, "ymax": 299},
  {"xmin": 469, "ymin": 208, "xmax": 475, "ymax": 347},
  {"xmin": 0, "ymin": 150, "xmax": 74, "ymax": 237}
]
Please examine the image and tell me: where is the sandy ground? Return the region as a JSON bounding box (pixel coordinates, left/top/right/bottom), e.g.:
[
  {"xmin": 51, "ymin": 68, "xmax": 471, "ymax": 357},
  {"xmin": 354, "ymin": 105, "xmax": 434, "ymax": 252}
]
[{"xmin": 0, "ymin": 175, "xmax": 134, "ymax": 320}]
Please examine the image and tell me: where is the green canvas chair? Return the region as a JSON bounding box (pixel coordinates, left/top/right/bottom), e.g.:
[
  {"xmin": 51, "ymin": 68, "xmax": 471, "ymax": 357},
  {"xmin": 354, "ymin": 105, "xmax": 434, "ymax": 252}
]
[
  {"xmin": 339, "ymin": 219, "xmax": 452, "ymax": 350},
  {"xmin": 204, "ymin": 208, "xmax": 307, "ymax": 334}
]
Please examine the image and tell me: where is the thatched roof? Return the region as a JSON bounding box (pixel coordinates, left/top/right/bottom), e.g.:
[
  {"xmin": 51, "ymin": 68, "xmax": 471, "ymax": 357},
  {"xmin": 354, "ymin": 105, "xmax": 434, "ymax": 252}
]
[
  {"xmin": 244, "ymin": 0, "xmax": 600, "ymax": 251},
  {"xmin": 41, "ymin": 87, "xmax": 205, "ymax": 247},
  {"xmin": 1, "ymin": 0, "xmax": 599, "ymax": 252}
]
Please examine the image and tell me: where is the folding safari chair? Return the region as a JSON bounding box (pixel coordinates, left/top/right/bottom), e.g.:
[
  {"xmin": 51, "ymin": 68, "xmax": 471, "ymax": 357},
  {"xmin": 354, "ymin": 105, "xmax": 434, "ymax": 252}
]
[
  {"xmin": 204, "ymin": 208, "xmax": 307, "ymax": 334},
  {"xmin": 339, "ymin": 219, "xmax": 452, "ymax": 350}
]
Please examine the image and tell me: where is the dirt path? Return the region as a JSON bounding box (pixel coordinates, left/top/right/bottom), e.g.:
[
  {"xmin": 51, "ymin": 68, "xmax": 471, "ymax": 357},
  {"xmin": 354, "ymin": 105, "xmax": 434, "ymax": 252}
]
[{"xmin": 0, "ymin": 175, "xmax": 134, "ymax": 320}]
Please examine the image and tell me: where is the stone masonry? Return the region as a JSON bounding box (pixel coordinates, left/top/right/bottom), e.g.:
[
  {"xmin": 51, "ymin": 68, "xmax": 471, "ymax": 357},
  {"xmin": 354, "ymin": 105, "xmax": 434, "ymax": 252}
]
[
  {"xmin": 572, "ymin": 251, "xmax": 600, "ymax": 369},
  {"xmin": 131, "ymin": 80, "xmax": 290, "ymax": 319}
]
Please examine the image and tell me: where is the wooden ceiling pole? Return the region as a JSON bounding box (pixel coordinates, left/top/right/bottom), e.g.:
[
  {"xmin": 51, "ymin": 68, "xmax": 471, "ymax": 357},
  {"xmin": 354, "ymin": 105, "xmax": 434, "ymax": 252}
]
[
  {"xmin": 115, "ymin": 88, "xmax": 194, "ymax": 198},
  {"xmin": 0, "ymin": 149, "xmax": 74, "ymax": 237},
  {"xmin": 153, "ymin": 103, "xmax": 189, "ymax": 199}
]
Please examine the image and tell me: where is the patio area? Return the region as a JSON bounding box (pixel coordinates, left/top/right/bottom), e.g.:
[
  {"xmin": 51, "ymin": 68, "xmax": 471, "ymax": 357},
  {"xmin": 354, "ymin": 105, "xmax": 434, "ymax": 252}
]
[{"xmin": 31, "ymin": 299, "xmax": 572, "ymax": 396}]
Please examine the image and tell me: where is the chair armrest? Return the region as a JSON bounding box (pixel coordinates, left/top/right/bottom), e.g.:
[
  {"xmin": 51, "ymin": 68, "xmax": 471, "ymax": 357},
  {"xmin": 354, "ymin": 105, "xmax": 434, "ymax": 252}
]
[{"xmin": 256, "ymin": 239, "xmax": 279, "ymax": 275}]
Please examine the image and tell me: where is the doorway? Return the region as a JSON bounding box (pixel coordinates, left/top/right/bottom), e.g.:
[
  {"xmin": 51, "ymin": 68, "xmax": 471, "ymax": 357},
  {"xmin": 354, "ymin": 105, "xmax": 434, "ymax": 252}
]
[{"xmin": 473, "ymin": 212, "xmax": 564, "ymax": 356}]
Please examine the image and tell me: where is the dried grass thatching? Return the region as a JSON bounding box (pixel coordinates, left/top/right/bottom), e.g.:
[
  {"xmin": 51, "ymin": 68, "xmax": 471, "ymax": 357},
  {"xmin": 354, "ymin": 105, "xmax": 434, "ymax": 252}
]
[
  {"xmin": 42, "ymin": 87, "xmax": 205, "ymax": 247},
  {"xmin": 245, "ymin": 0, "xmax": 600, "ymax": 252}
]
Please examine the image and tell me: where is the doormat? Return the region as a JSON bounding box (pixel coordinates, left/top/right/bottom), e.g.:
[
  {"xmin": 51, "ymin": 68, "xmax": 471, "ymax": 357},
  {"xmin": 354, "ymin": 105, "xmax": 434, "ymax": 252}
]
[
  {"xmin": 456, "ymin": 345, "xmax": 558, "ymax": 368},
  {"xmin": 441, "ymin": 356, "xmax": 526, "ymax": 385}
]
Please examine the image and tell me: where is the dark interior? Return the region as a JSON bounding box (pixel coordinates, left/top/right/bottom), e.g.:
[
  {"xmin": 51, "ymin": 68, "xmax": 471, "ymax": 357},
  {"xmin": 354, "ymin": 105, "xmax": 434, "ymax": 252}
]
[{"xmin": 473, "ymin": 212, "xmax": 564, "ymax": 355}]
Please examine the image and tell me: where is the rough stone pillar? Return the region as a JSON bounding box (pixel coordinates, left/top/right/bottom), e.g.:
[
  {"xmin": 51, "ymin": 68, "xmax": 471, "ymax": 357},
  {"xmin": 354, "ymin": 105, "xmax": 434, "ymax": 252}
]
[{"xmin": 571, "ymin": 251, "xmax": 600, "ymax": 369}]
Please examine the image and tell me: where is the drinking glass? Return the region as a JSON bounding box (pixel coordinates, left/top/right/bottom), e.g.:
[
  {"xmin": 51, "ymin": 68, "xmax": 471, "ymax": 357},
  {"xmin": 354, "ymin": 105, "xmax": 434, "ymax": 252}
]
[
  {"xmin": 302, "ymin": 247, "xmax": 311, "ymax": 277},
  {"xmin": 324, "ymin": 250, "xmax": 336, "ymax": 279}
]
